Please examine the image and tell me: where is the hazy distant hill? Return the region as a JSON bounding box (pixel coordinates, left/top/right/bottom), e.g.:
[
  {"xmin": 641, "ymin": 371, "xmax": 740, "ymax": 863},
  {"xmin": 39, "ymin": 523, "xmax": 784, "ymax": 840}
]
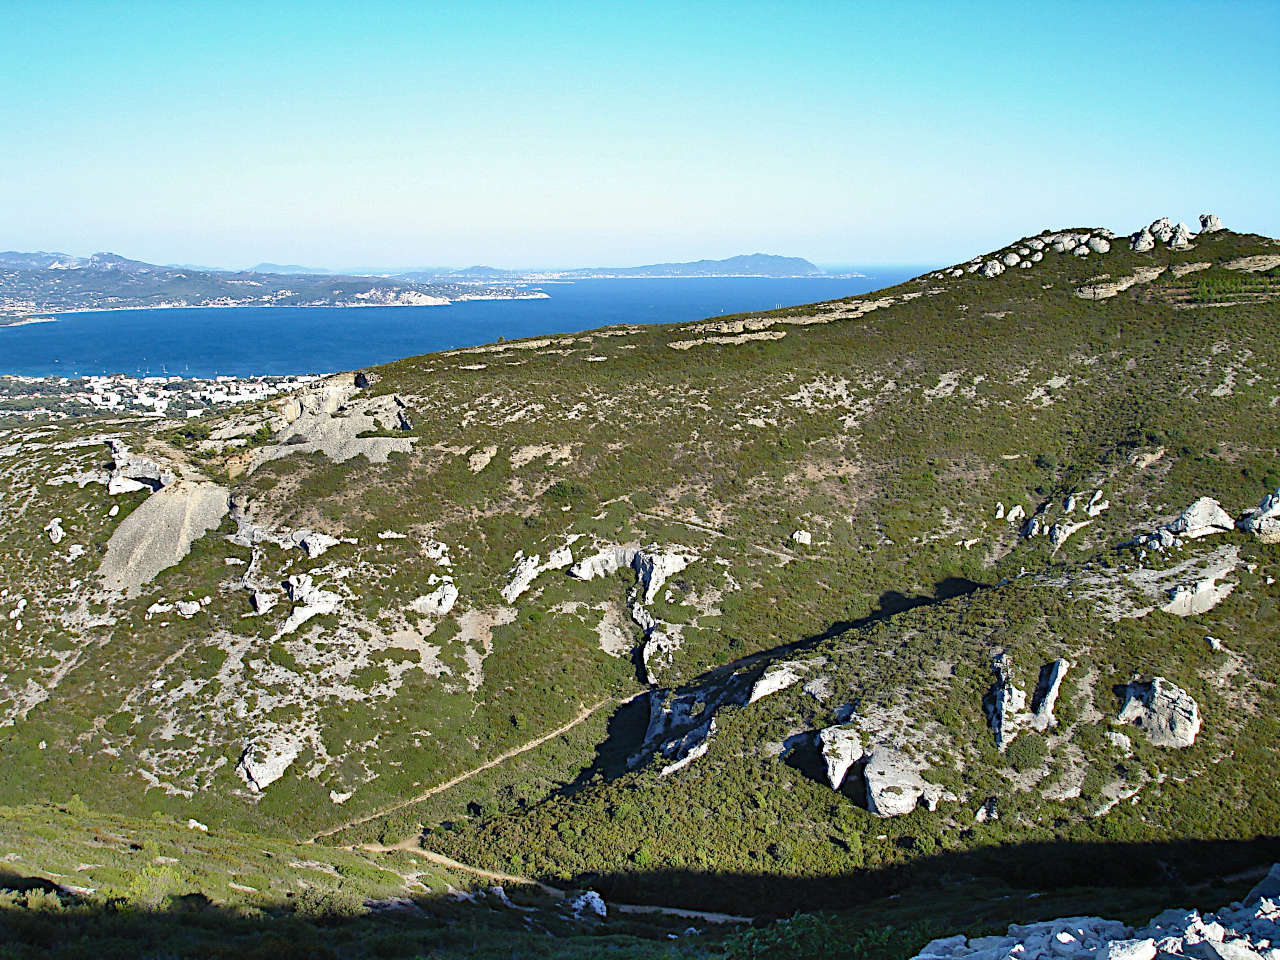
[
  {"xmin": 251, "ymin": 262, "xmax": 336, "ymax": 275},
  {"xmin": 401, "ymin": 252, "xmax": 827, "ymax": 281}
]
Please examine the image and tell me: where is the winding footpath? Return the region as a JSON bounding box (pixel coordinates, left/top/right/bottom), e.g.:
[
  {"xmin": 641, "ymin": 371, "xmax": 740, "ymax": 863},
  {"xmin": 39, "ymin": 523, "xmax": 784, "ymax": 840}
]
[
  {"xmin": 311, "ymin": 692, "xmax": 643, "ymax": 842},
  {"xmin": 364, "ymin": 839, "xmax": 752, "ymax": 924}
]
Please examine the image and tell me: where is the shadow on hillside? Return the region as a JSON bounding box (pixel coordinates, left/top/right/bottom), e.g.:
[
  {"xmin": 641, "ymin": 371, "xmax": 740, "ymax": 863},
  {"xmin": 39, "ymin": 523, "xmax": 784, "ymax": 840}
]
[
  {"xmin": 1, "ymin": 836, "xmax": 1277, "ymax": 959},
  {"xmin": 547, "ymin": 834, "xmax": 1280, "ymax": 920}
]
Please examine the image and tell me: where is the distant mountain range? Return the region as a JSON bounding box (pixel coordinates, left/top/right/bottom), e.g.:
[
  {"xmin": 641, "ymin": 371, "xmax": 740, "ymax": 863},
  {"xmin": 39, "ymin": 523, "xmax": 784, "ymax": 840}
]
[
  {"xmin": 0, "ymin": 251, "xmax": 541, "ymax": 320},
  {"xmin": 400, "ymin": 253, "xmax": 830, "ymax": 281}
]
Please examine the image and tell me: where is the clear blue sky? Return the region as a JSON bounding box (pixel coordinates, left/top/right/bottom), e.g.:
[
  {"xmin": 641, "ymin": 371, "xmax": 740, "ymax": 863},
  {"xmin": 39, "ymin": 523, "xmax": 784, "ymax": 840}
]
[{"xmin": 2, "ymin": 0, "xmax": 1277, "ymax": 268}]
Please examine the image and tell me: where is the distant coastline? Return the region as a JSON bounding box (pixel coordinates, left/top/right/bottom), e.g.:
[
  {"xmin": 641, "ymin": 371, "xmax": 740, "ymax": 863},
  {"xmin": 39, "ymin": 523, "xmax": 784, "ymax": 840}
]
[{"xmin": 0, "ymin": 290, "xmax": 550, "ymax": 326}]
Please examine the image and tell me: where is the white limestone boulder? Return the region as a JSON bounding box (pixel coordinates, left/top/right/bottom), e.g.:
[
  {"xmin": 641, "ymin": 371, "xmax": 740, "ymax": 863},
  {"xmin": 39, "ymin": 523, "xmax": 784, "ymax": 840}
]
[
  {"xmin": 1117, "ymin": 677, "xmax": 1200, "ymax": 747},
  {"xmin": 818, "ymin": 724, "xmax": 863, "ymax": 790},
  {"xmin": 236, "ymin": 733, "xmax": 302, "ymax": 792},
  {"xmin": 1130, "ymin": 228, "xmax": 1156, "ymax": 252},
  {"xmin": 1237, "ymin": 487, "xmax": 1280, "ymax": 543},
  {"xmin": 1166, "ymin": 497, "xmax": 1235, "ymax": 540},
  {"xmin": 1199, "ymin": 213, "xmax": 1225, "ymax": 233}
]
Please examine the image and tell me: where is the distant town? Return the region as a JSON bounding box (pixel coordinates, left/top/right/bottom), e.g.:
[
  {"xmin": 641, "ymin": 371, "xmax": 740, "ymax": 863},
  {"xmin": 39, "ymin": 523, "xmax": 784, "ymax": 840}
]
[{"xmin": 0, "ymin": 372, "xmax": 318, "ymax": 421}]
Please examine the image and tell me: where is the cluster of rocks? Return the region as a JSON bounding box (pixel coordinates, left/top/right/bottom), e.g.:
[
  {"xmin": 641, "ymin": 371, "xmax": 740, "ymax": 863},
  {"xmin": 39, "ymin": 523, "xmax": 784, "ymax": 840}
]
[
  {"xmin": 1000, "ymin": 490, "xmax": 1109, "ymax": 549},
  {"xmin": 409, "ymin": 540, "xmax": 458, "ymax": 616},
  {"xmin": 912, "ymin": 863, "xmax": 1278, "ymax": 960},
  {"xmin": 1127, "ymin": 492, "xmax": 1277, "ymax": 554},
  {"xmin": 1130, "ymin": 214, "xmax": 1223, "ymax": 252},
  {"xmin": 1238, "ymin": 486, "xmax": 1280, "ymax": 543},
  {"xmin": 817, "ymin": 724, "xmax": 952, "ymax": 817},
  {"xmin": 968, "ymin": 230, "xmax": 1115, "ymax": 279},
  {"xmin": 106, "ymin": 438, "xmax": 175, "ymax": 495},
  {"xmin": 985, "ymin": 655, "xmax": 1069, "ymax": 750},
  {"xmin": 277, "ymin": 573, "xmax": 341, "ymax": 637}
]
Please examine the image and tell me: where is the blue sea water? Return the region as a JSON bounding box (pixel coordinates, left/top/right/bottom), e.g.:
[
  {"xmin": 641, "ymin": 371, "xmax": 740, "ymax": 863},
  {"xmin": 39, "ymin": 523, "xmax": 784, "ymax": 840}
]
[{"xmin": 0, "ymin": 273, "xmax": 925, "ymax": 378}]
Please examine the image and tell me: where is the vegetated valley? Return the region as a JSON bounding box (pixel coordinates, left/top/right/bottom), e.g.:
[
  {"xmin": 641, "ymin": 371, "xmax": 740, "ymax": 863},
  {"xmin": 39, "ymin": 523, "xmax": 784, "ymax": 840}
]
[{"xmin": 1, "ymin": 217, "xmax": 1278, "ymax": 958}]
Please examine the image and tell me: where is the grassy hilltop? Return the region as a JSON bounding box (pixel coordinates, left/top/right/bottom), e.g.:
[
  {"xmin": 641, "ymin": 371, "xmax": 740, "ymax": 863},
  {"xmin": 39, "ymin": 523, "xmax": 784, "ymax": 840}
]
[{"xmin": 0, "ymin": 219, "xmax": 1278, "ymax": 957}]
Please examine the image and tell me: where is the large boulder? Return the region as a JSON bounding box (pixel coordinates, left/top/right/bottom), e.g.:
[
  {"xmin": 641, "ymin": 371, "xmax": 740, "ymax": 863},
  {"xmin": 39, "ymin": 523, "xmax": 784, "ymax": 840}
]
[
  {"xmin": 1170, "ymin": 222, "xmax": 1196, "ymax": 248},
  {"xmin": 1237, "ymin": 487, "xmax": 1280, "ymax": 543},
  {"xmin": 1117, "ymin": 677, "xmax": 1201, "ymax": 747},
  {"xmin": 1130, "ymin": 228, "xmax": 1156, "ymax": 252},
  {"xmin": 863, "ymin": 746, "xmax": 944, "ymax": 817},
  {"xmin": 818, "ymin": 724, "xmax": 863, "ymax": 789},
  {"xmin": 980, "ymin": 260, "xmax": 1004, "ymax": 278},
  {"xmin": 1199, "ymin": 213, "xmax": 1225, "ymax": 233},
  {"xmin": 1149, "ymin": 218, "xmax": 1175, "ymax": 243},
  {"xmin": 1166, "ymin": 497, "xmax": 1235, "ymax": 540},
  {"xmin": 748, "ymin": 660, "xmax": 808, "ymax": 703}
]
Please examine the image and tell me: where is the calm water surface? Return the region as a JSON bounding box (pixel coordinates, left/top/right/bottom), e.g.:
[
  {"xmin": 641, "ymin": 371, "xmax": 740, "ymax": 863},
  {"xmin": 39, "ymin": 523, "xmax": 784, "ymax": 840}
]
[{"xmin": 0, "ymin": 274, "xmax": 925, "ymax": 378}]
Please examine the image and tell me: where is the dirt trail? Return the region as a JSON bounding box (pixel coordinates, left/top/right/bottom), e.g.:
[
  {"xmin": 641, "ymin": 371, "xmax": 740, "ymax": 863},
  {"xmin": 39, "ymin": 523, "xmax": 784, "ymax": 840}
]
[
  {"xmin": 364, "ymin": 840, "xmax": 751, "ymax": 923},
  {"xmin": 311, "ymin": 692, "xmax": 643, "ymax": 842}
]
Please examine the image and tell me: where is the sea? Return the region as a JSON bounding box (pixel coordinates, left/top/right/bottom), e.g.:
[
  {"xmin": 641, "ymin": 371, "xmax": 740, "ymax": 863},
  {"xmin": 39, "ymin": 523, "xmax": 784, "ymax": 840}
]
[{"xmin": 0, "ymin": 273, "xmax": 926, "ymax": 378}]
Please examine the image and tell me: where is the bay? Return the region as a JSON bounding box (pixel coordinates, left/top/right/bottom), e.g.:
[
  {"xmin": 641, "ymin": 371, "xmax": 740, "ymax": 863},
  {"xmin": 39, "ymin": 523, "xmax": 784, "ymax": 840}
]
[{"xmin": 0, "ymin": 273, "xmax": 925, "ymax": 378}]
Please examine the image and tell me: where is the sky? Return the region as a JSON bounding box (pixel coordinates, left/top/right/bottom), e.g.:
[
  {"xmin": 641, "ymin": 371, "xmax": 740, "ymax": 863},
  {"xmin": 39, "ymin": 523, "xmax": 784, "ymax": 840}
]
[{"xmin": 2, "ymin": 0, "xmax": 1277, "ymax": 269}]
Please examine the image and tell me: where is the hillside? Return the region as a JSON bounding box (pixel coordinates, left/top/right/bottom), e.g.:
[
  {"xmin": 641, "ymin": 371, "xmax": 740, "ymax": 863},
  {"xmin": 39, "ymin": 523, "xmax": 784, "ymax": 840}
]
[
  {"xmin": 1, "ymin": 213, "xmax": 1279, "ymax": 956},
  {"xmin": 0, "ymin": 251, "xmax": 540, "ymax": 320}
]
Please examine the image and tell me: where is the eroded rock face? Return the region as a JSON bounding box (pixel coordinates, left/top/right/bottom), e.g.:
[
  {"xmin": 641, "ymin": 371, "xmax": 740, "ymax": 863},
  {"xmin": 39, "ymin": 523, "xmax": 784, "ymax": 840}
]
[
  {"xmin": 1170, "ymin": 222, "xmax": 1196, "ymax": 248},
  {"xmin": 1117, "ymin": 677, "xmax": 1200, "ymax": 747},
  {"xmin": 412, "ymin": 582, "xmax": 458, "ymax": 617},
  {"xmin": 278, "ymin": 573, "xmax": 341, "ymax": 636},
  {"xmin": 980, "ymin": 260, "xmax": 1005, "ymax": 278},
  {"xmin": 500, "ymin": 546, "xmax": 574, "ymax": 603},
  {"xmin": 986, "ymin": 656, "xmax": 1069, "ymax": 749},
  {"xmin": 99, "ymin": 480, "xmax": 231, "ymax": 596},
  {"xmin": 106, "ymin": 439, "xmax": 176, "ymax": 495},
  {"xmin": 1199, "ymin": 213, "xmax": 1225, "ymax": 233}
]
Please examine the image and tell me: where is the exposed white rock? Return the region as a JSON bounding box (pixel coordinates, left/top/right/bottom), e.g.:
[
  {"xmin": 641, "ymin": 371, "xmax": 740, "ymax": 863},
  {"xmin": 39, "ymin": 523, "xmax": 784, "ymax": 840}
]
[
  {"xmin": 411, "ymin": 581, "xmax": 458, "ymax": 617},
  {"xmin": 1019, "ymin": 260, "xmax": 1032, "ymax": 268},
  {"xmin": 1031, "ymin": 251, "xmax": 1044, "ymax": 262},
  {"xmin": 1087, "ymin": 490, "xmax": 1110, "ymax": 517},
  {"xmin": 175, "ymin": 600, "xmax": 200, "ymax": 618},
  {"xmin": 1087, "ymin": 236, "xmax": 1111, "ymax": 253},
  {"xmin": 995, "ymin": 502, "xmax": 1005, "ymax": 520},
  {"xmin": 562, "ymin": 890, "xmax": 607, "ymax": 920},
  {"xmin": 863, "ymin": 746, "xmax": 945, "ymax": 817},
  {"xmin": 186, "ymin": 818, "xmax": 208, "ymax": 832},
  {"xmin": 1170, "ymin": 222, "xmax": 1196, "ymax": 248},
  {"xmin": 1162, "ymin": 574, "xmax": 1235, "ymax": 617},
  {"xmin": 748, "ymin": 661, "xmax": 807, "ymax": 703},
  {"xmin": 278, "ymin": 574, "xmax": 340, "ymax": 636},
  {"xmin": 249, "ymin": 590, "xmax": 278, "ymax": 615},
  {"xmin": 1117, "ymin": 677, "xmax": 1200, "ymax": 747},
  {"xmin": 658, "ymin": 718, "xmax": 716, "ymax": 777},
  {"xmin": 1131, "ymin": 228, "xmax": 1156, "ymax": 252},
  {"xmin": 633, "ymin": 549, "xmax": 694, "ymax": 603},
  {"xmin": 790, "ymin": 529, "xmax": 812, "ymax": 546},
  {"xmin": 1006, "ymin": 504, "xmax": 1026, "ymax": 525},
  {"xmin": 987, "ymin": 656, "xmax": 1069, "ymax": 748},
  {"xmin": 106, "ymin": 439, "xmax": 176, "ymax": 495},
  {"xmin": 1237, "ymin": 486, "xmax": 1280, "ymax": 543},
  {"xmin": 500, "ymin": 546, "xmax": 574, "ymax": 603},
  {"xmin": 99, "ymin": 481, "xmax": 231, "ymax": 596},
  {"xmin": 1162, "ymin": 497, "xmax": 1234, "ymax": 541},
  {"xmin": 980, "ymin": 260, "xmax": 1005, "ymax": 278},
  {"xmin": 1050, "ymin": 519, "xmax": 1092, "ymax": 549},
  {"xmin": 292, "ymin": 530, "xmax": 342, "ymax": 559},
  {"xmin": 1199, "ymin": 213, "xmax": 1225, "ymax": 233},
  {"xmin": 44, "ymin": 518, "xmax": 65, "ymax": 544},
  {"xmin": 377, "ymin": 530, "xmax": 407, "ymax": 540},
  {"xmin": 1001, "ymin": 252, "xmax": 1021, "ymax": 267},
  {"xmin": 914, "ymin": 876, "xmax": 1280, "ymax": 960},
  {"xmin": 818, "ymin": 724, "xmax": 863, "ymax": 789},
  {"xmin": 1073, "ymin": 244, "xmax": 1091, "ymax": 257},
  {"xmin": 236, "ymin": 734, "xmax": 301, "ymax": 792},
  {"xmin": 1149, "ymin": 218, "xmax": 1175, "ymax": 243}
]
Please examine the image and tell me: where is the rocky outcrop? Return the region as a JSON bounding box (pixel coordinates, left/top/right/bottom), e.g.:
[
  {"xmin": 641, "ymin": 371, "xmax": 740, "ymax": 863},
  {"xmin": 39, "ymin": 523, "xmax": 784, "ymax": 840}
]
[
  {"xmin": 986, "ymin": 656, "xmax": 1069, "ymax": 750},
  {"xmin": 1199, "ymin": 213, "xmax": 1224, "ymax": 233},
  {"xmin": 818, "ymin": 724, "xmax": 863, "ymax": 789},
  {"xmin": 980, "ymin": 260, "xmax": 1005, "ymax": 278},
  {"xmin": 748, "ymin": 660, "xmax": 808, "ymax": 703},
  {"xmin": 863, "ymin": 746, "xmax": 946, "ymax": 817},
  {"xmin": 1132, "ymin": 497, "xmax": 1235, "ymax": 551},
  {"xmin": 500, "ymin": 546, "xmax": 574, "ymax": 603},
  {"xmin": 106, "ymin": 439, "xmax": 176, "ymax": 495},
  {"xmin": 1117, "ymin": 677, "xmax": 1200, "ymax": 747},
  {"xmin": 278, "ymin": 573, "xmax": 340, "ymax": 636},
  {"xmin": 658, "ymin": 717, "xmax": 716, "ymax": 777},
  {"xmin": 99, "ymin": 481, "xmax": 231, "ymax": 596},
  {"xmin": 790, "ymin": 529, "xmax": 812, "ymax": 546},
  {"xmin": 1161, "ymin": 574, "xmax": 1235, "ymax": 617},
  {"xmin": 412, "ymin": 581, "xmax": 458, "ymax": 617},
  {"xmin": 236, "ymin": 733, "xmax": 301, "ymax": 792},
  {"xmin": 1237, "ymin": 486, "xmax": 1280, "ymax": 543},
  {"xmin": 1170, "ymin": 222, "xmax": 1195, "ymax": 248},
  {"xmin": 1130, "ymin": 228, "xmax": 1156, "ymax": 252},
  {"xmin": 44, "ymin": 518, "xmax": 64, "ymax": 544},
  {"xmin": 1075, "ymin": 266, "xmax": 1166, "ymax": 300}
]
